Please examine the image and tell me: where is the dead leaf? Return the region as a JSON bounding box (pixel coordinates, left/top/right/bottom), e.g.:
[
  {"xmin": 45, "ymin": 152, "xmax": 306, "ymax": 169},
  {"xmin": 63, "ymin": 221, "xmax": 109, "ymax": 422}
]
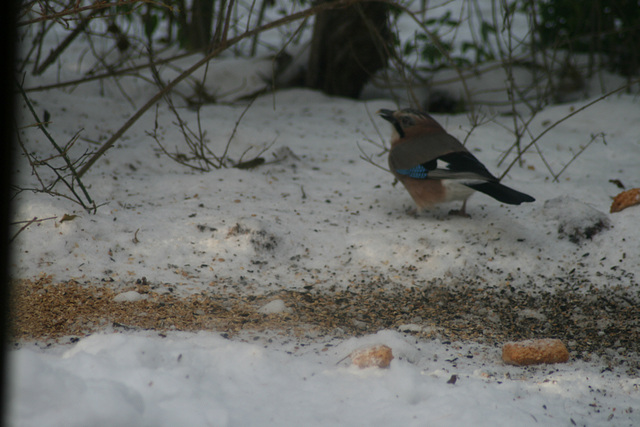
[{"xmin": 60, "ymin": 214, "xmax": 78, "ymax": 223}]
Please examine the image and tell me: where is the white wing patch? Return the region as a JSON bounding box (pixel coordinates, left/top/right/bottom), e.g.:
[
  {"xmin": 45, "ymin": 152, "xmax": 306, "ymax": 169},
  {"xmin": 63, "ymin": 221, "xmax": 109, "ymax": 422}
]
[
  {"xmin": 435, "ymin": 159, "xmax": 452, "ymax": 170},
  {"xmin": 441, "ymin": 180, "xmax": 476, "ymax": 202}
]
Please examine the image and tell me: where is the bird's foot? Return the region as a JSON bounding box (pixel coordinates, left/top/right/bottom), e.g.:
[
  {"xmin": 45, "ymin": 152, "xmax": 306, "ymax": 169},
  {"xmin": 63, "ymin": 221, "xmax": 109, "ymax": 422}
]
[
  {"xmin": 448, "ymin": 200, "xmax": 470, "ymax": 218},
  {"xmin": 448, "ymin": 208, "xmax": 471, "ymax": 218},
  {"xmin": 406, "ymin": 207, "xmax": 420, "ymax": 217}
]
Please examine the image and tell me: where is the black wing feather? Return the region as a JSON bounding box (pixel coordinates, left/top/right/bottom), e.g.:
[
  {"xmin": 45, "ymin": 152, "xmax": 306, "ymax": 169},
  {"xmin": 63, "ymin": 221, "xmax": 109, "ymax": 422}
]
[
  {"xmin": 438, "ymin": 152, "xmax": 497, "ymax": 180},
  {"xmin": 465, "ymin": 182, "xmax": 536, "ymax": 205}
]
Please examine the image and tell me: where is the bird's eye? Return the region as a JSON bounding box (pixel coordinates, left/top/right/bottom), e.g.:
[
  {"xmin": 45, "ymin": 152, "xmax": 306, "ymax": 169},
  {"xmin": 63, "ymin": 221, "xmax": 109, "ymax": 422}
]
[{"xmin": 400, "ymin": 116, "xmax": 415, "ymax": 128}]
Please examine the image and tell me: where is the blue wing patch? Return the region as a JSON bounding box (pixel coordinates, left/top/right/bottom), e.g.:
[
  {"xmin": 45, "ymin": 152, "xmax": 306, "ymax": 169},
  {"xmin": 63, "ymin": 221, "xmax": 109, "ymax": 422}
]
[{"xmin": 396, "ymin": 164, "xmax": 429, "ymax": 179}]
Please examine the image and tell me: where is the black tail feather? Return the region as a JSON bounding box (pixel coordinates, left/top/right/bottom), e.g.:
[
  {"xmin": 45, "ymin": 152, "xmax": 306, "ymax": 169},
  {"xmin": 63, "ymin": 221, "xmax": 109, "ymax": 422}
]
[{"xmin": 466, "ymin": 182, "xmax": 535, "ymax": 205}]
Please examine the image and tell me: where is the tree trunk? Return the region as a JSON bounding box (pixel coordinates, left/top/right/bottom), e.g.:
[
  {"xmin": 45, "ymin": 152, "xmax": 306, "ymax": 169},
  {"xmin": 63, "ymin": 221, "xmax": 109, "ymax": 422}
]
[
  {"xmin": 306, "ymin": 1, "xmax": 391, "ymax": 98},
  {"xmin": 189, "ymin": 0, "xmax": 215, "ymax": 51}
]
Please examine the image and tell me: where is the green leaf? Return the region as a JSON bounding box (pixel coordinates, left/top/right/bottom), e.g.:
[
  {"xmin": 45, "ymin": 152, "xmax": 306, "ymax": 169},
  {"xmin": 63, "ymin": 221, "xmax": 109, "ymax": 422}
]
[
  {"xmin": 480, "ymin": 21, "xmax": 496, "ymax": 42},
  {"xmin": 421, "ymin": 44, "xmax": 444, "ymax": 64},
  {"xmin": 403, "ymin": 41, "xmax": 416, "ymax": 56},
  {"xmin": 144, "ymin": 14, "xmax": 159, "ymax": 41}
]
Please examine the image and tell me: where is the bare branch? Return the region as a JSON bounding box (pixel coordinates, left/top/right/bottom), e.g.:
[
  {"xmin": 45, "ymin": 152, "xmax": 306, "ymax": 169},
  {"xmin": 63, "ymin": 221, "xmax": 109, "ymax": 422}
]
[
  {"xmin": 18, "ymin": 0, "xmax": 169, "ymax": 27},
  {"xmin": 76, "ymin": 0, "xmax": 381, "ymax": 178},
  {"xmin": 16, "ymin": 79, "xmax": 95, "ymax": 211},
  {"xmin": 10, "ymin": 216, "xmax": 58, "ymax": 243},
  {"xmin": 553, "ymin": 132, "xmax": 606, "ymax": 182},
  {"xmin": 499, "ymin": 78, "xmax": 639, "ymax": 180},
  {"xmin": 220, "ymin": 97, "xmax": 257, "ymax": 164}
]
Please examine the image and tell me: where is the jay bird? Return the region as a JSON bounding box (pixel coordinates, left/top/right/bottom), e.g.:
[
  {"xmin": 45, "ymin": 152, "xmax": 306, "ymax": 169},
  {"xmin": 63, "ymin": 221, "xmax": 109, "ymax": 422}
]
[{"xmin": 378, "ymin": 108, "xmax": 535, "ymax": 216}]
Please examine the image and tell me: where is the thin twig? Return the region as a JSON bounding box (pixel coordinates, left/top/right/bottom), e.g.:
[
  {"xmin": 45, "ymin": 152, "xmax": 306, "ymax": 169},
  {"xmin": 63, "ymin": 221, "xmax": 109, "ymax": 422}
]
[
  {"xmin": 357, "ymin": 140, "xmax": 390, "ymax": 174},
  {"xmin": 395, "ymin": 4, "xmax": 476, "ymax": 121},
  {"xmin": 18, "ymin": 0, "xmax": 166, "ymax": 27},
  {"xmin": 10, "ymin": 216, "xmax": 58, "ymax": 243},
  {"xmin": 364, "ymin": 103, "xmax": 388, "ymax": 150},
  {"xmin": 236, "ymin": 136, "xmax": 277, "ymax": 165},
  {"xmin": 16, "ymin": 79, "xmax": 95, "ymax": 211},
  {"xmin": 499, "ymin": 79, "xmax": 639, "ymax": 180},
  {"xmin": 221, "ymin": 97, "xmax": 257, "ymax": 164},
  {"xmin": 221, "ymin": 0, "xmax": 237, "ymax": 44},
  {"xmin": 249, "ymin": 0, "xmax": 272, "ymax": 56},
  {"xmin": 553, "ymin": 132, "xmax": 605, "ymax": 182},
  {"xmin": 32, "ymin": 7, "xmax": 103, "ymax": 75},
  {"xmin": 77, "ymin": 0, "xmax": 373, "ymax": 178},
  {"xmin": 24, "ymin": 51, "xmax": 196, "ymax": 93}
]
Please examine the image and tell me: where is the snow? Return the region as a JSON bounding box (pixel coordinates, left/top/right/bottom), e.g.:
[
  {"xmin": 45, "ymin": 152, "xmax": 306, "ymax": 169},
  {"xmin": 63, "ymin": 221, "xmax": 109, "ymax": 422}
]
[
  {"xmin": 14, "ymin": 89, "xmax": 638, "ymax": 294},
  {"xmin": 542, "ymin": 196, "xmax": 611, "ymax": 244},
  {"xmin": 113, "ymin": 290, "xmax": 148, "ymax": 302},
  {"xmin": 9, "ymin": 331, "xmax": 640, "ymax": 427},
  {"xmin": 8, "ymin": 1, "xmax": 640, "ymax": 426},
  {"xmin": 257, "ymin": 299, "xmax": 292, "ymax": 314}
]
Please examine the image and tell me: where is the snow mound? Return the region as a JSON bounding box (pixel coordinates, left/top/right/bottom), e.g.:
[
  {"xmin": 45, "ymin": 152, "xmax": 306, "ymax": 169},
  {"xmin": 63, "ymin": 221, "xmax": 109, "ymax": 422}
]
[
  {"xmin": 542, "ymin": 196, "xmax": 610, "ymax": 244},
  {"xmin": 113, "ymin": 291, "xmax": 148, "ymax": 302},
  {"xmin": 258, "ymin": 299, "xmax": 292, "ymax": 314}
]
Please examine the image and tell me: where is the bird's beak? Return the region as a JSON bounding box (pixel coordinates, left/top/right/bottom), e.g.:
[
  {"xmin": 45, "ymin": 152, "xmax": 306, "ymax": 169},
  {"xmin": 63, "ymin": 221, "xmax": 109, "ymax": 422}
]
[
  {"xmin": 377, "ymin": 109, "xmax": 395, "ymax": 123},
  {"xmin": 377, "ymin": 109, "xmax": 404, "ymax": 139}
]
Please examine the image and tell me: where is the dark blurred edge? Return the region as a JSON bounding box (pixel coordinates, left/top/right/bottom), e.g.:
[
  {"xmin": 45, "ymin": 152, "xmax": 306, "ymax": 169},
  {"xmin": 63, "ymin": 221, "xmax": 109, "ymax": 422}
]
[{"xmin": 0, "ymin": 1, "xmax": 17, "ymax": 426}]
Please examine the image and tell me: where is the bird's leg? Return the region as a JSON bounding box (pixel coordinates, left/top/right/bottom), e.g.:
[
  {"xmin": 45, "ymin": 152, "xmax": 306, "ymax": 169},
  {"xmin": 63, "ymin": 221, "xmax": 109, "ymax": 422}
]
[
  {"xmin": 448, "ymin": 199, "xmax": 471, "ymax": 218},
  {"xmin": 406, "ymin": 206, "xmax": 419, "ymax": 217}
]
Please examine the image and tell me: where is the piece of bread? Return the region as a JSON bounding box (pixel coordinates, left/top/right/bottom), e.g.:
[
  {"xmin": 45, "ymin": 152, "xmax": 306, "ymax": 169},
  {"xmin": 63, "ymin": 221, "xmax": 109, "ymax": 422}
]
[
  {"xmin": 350, "ymin": 345, "xmax": 394, "ymax": 369},
  {"xmin": 502, "ymin": 339, "xmax": 569, "ymax": 366}
]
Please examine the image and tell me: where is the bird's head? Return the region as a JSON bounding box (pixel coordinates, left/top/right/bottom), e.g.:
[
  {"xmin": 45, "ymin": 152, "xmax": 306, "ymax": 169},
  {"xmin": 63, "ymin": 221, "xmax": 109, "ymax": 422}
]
[{"xmin": 377, "ymin": 108, "xmax": 438, "ymax": 141}]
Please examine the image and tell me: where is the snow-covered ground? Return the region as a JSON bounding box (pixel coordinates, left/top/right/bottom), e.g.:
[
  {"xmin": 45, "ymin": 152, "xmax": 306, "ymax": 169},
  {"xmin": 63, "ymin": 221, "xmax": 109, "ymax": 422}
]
[
  {"xmin": 9, "ymin": 330, "xmax": 640, "ymax": 427},
  {"xmin": 8, "ymin": 1, "xmax": 640, "ymax": 426}
]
